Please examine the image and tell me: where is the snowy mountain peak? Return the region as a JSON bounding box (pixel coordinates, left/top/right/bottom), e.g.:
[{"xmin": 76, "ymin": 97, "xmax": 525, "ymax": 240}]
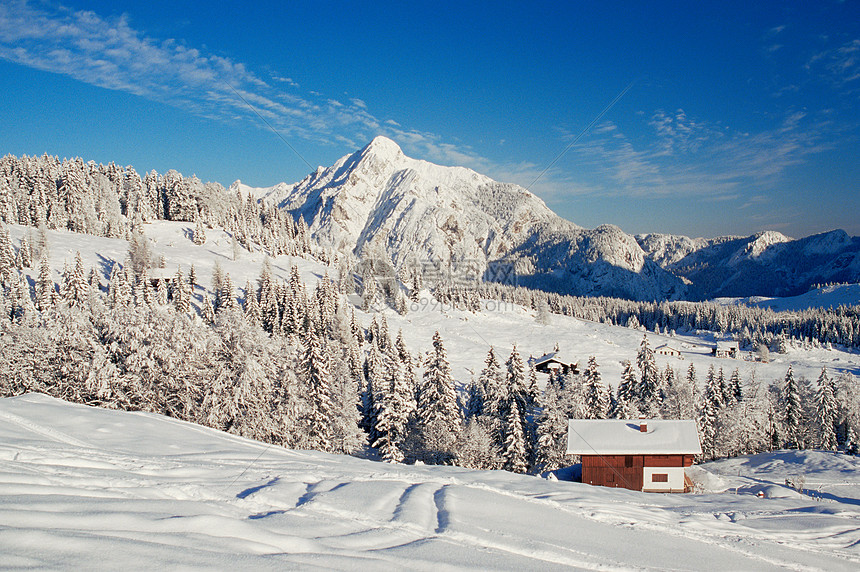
[
  {"xmin": 250, "ymin": 138, "xmax": 686, "ymax": 300},
  {"xmin": 359, "ymin": 135, "xmax": 403, "ymax": 161}
]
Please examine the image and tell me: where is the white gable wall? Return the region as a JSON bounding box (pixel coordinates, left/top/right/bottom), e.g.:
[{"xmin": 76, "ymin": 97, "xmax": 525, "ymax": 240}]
[{"xmin": 642, "ymin": 466, "xmax": 686, "ymax": 493}]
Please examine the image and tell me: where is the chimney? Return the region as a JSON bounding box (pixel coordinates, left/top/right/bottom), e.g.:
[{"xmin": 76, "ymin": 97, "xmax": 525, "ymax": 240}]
[{"xmin": 639, "ymin": 418, "xmax": 648, "ymax": 433}]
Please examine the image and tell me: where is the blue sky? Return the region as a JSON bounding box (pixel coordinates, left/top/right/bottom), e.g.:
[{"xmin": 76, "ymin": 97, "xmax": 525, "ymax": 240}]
[{"xmin": 1, "ymin": 1, "xmax": 858, "ymax": 238}]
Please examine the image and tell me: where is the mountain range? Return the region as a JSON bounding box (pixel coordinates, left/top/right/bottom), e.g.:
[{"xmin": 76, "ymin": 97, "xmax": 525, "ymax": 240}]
[{"xmin": 234, "ymin": 137, "xmax": 860, "ymax": 302}]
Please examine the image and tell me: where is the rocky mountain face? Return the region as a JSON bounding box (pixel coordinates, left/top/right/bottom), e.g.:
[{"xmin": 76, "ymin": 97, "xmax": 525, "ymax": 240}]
[{"xmin": 240, "ymin": 137, "xmax": 858, "ymax": 301}]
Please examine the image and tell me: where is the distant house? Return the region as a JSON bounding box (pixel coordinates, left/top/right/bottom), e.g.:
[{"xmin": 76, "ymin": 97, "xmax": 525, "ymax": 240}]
[
  {"xmin": 654, "ymin": 344, "xmax": 682, "ymax": 358},
  {"xmin": 713, "ymin": 341, "xmax": 739, "ymax": 359},
  {"xmin": 567, "ymin": 419, "xmax": 702, "ymax": 493},
  {"xmin": 528, "ymin": 352, "xmax": 578, "ymax": 376}
]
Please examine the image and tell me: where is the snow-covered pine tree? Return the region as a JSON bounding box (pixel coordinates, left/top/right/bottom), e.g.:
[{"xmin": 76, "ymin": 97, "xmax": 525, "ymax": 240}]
[
  {"xmin": 613, "ymin": 360, "xmax": 637, "ymax": 419},
  {"xmin": 64, "ymin": 251, "xmax": 89, "ymax": 307},
  {"xmin": 258, "ymin": 260, "xmax": 279, "ymax": 334},
  {"xmin": 192, "ymin": 211, "xmax": 206, "ymax": 245},
  {"xmin": 502, "ymin": 400, "xmax": 528, "ymax": 473},
  {"xmin": 505, "ymin": 345, "xmax": 530, "ymax": 425},
  {"xmin": 211, "ymin": 261, "xmax": 224, "ymax": 312},
  {"xmin": 534, "ymin": 380, "xmax": 569, "ymax": 472},
  {"xmin": 0, "ymin": 224, "xmax": 16, "ymax": 287},
  {"xmin": 156, "ymin": 278, "xmax": 168, "ymax": 306},
  {"xmin": 201, "ymin": 294, "xmax": 215, "ymax": 324},
  {"xmin": 300, "ymin": 328, "xmax": 334, "ymax": 452},
  {"xmin": 243, "ymin": 279, "xmax": 261, "ymax": 326},
  {"xmin": 635, "ymin": 334, "xmax": 660, "ymax": 416},
  {"xmin": 705, "ymin": 365, "xmax": 723, "ymax": 409},
  {"xmin": 728, "ymin": 368, "xmax": 743, "ymax": 405},
  {"xmin": 219, "ymin": 273, "xmax": 236, "ymax": 312},
  {"xmin": 173, "ymin": 267, "xmax": 190, "ymax": 314},
  {"xmin": 781, "ymin": 365, "xmax": 803, "ymax": 449},
  {"xmin": 814, "ymin": 367, "xmax": 838, "ymax": 450},
  {"xmin": 699, "ymin": 393, "xmax": 719, "ymax": 461},
  {"xmin": 583, "ymin": 356, "xmax": 609, "ymax": 419},
  {"xmin": 417, "ymin": 331, "xmax": 462, "ymax": 462},
  {"xmin": 35, "ymin": 252, "xmax": 54, "ymax": 312}
]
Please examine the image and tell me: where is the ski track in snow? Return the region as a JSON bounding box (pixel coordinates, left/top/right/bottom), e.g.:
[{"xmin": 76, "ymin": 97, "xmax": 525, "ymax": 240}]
[{"xmin": 2, "ymin": 395, "xmax": 860, "ymax": 570}]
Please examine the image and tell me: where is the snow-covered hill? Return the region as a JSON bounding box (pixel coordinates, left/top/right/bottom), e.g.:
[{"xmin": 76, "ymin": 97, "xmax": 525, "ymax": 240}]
[
  {"xmin": 715, "ymin": 283, "xmax": 860, "ymax": 313},
  {"xmin": 3, "ymin": 393, "xmax": 859, "ymax": 570},
  {"xmin": 8, "ymin": 221, "xmax": 858, "ymax": 387}
]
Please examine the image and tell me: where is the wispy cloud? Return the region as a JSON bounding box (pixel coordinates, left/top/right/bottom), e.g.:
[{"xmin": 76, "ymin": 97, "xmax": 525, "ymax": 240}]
[
  {"xmin": 807, "ymin": 38, "xmax": 860, "ymax": 86},
  {"xmin": 554, "ymin": 109, "xmax": 831, "ymax": 200},
  {"xmin": 0, "ymin": 1, "xmax": 560, "ymax": 191},
  {"xmin": 0, "ymin": 2, "xmax": 403, "ymax": 152}
]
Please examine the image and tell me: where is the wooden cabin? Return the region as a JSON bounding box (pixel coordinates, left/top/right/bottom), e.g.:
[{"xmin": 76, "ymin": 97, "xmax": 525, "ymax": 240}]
[
  {"xmin": 712, "ymin": 341, "xmax": 739, "ymax": 359},
  {"xmin": 528, "ymin": 352, "xmax": 578, "ymax": 376},
  {"xmin": 567, "ymin": 419, "xmax": 702, "ymax": 493}
]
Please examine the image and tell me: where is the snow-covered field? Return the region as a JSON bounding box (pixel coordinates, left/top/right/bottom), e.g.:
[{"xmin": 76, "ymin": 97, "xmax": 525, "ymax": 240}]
[{"xmin": 2, "ymin": 393, "xmax": 860, "ymax": 570}]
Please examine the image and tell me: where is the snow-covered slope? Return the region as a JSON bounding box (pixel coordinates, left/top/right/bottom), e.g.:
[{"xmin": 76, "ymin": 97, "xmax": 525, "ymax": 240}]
[
  {"xmin": 242, "ymin": 137, "xmax": 685, "ymax": 301},
  {"xmin": 3, "ymin": 393, "xmax": 860, "ymax": 570},
  {"xmin": 717, "ymin": 283, "xmax": 860, "ymax": 313}
]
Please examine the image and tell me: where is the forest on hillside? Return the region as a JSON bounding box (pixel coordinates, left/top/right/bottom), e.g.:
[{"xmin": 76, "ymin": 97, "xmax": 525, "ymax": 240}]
[{"xmin": 1, "ymin": 152, "xmax": 859, "ymax": 473}]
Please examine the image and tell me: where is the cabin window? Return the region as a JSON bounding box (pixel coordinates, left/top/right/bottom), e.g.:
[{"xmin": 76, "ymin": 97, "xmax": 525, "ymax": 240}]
[
  {"xmin": 652, "ymin": 473, "xmax": 668, "ymax": 483},
  {"xmin": 624, "ymin": 456, "xmax": 633, "ymax": 468}
]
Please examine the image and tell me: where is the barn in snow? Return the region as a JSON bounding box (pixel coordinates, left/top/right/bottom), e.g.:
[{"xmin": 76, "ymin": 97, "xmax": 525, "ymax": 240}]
[{"xmin": 567, "ymin": 419, "xmax": 702, "ymax": 493}]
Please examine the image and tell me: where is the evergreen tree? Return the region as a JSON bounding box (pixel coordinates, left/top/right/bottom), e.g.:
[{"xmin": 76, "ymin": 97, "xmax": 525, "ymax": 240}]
[
  {"xmin": 699, "ymin": 394, "xmax": 719, "ymax": 461},
  {"xmin": 201, "ymin": 294, "xmax": 216, "ymax": 324},
  {"xmin": 505, "ymin": 345, "xmax": 530, "ymax": 425},
  {"xmin": 419, "ymin": 331, "xmax": 461, "ymax": 432},
  {"xmin": 301, "ymin": 328, "xmax": 334, "ymax": 451},
  {"xmin": 64, "ymin": 251, "xmax": 89, "ymax": 307},
  {"xmin": 156, "ymin": 278, "xmax": 168, "ymax": 306},
  {"xmin": 781, "ymin": 365, "xmax": 803, "ymax": 449},
  {"xmin": 243, "ymin": 279, "xmax": 261, "ymax": 326},
  {"xmin": 219, "ymin": 273, "xmax": 236, "ymax": 312},
  {"xmin": 0, "ymin": 224, "xmax": 16, "ymax": 286},
  {"xmin": 534, "ymin": 381, "xmax": 569, "ymax": 472},
  {"xmin": 35, "ymin": 252, "xmax": 54, "ymax": 311},
  {"xmin": 417, "ymin": 331, "xmax": 461, "ymax": 462},
  {"xmin": 635, "ymin": 334, "xmax": 660, "ymax": 415},
  {"xmin": 173, "ymin": 267, "xmax": 190, "ymax": 314},
  {"xmin": 614, "ymin": 360, "xmax": 637, "ymax": 418},
  {"xmin": 502, "ymin": 401, "xmax": 528, "ymax": 473},
  {"xmin": 192, "ymin": 211, "xmax": 206, "ymax": 245},
  {"xmin": 728, "ymin": 368, "xmax": 743, "ymax": 405},
  {"xmin": 814, "ymin": 367, "xmax": 838, "ymax": 450},
  {"xmin": 583, "ymin": 356, "xmax": 608, "ymax": 419}
]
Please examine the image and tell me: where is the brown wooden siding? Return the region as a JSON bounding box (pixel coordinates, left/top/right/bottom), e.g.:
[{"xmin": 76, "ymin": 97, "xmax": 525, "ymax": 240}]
[{"xmin": 582, "ymin": 454, "xmax": 691, "ymax": 491}]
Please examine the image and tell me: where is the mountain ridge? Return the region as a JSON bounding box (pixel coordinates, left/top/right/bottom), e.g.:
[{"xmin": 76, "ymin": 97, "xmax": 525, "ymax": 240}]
[{"xmin": 234, "ymin": 137, "xmax": 860, "ymax": 301}]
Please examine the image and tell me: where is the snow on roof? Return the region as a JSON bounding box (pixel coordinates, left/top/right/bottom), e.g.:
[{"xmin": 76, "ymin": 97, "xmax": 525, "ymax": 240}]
[
  {"xmin": 528, "ymin": 351, "xmax": 575, "ymax": 366},
  {"xmin": 567, "ymin": 419, "xmax": 702, "ymax": 456},
  {"xmin": 716, "ymin": 341, "xmax": 739, "ymax": 350},
  {"xmin": 655, "ymin": 344, "xmax": 680, "ymax": 351}
]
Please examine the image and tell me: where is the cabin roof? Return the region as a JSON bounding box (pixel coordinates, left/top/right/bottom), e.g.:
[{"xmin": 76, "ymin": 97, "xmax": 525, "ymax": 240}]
[
  {"xmin": 528, "ymin": 351, "xmax": 574, "ymax": 367},
  {"xmin": 716, "ymin": 341, "xmax": 739, "ymax": 350},
  {"xmin": 566, "ymin": 419, "xmax": 702, "ymax": 456}
]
